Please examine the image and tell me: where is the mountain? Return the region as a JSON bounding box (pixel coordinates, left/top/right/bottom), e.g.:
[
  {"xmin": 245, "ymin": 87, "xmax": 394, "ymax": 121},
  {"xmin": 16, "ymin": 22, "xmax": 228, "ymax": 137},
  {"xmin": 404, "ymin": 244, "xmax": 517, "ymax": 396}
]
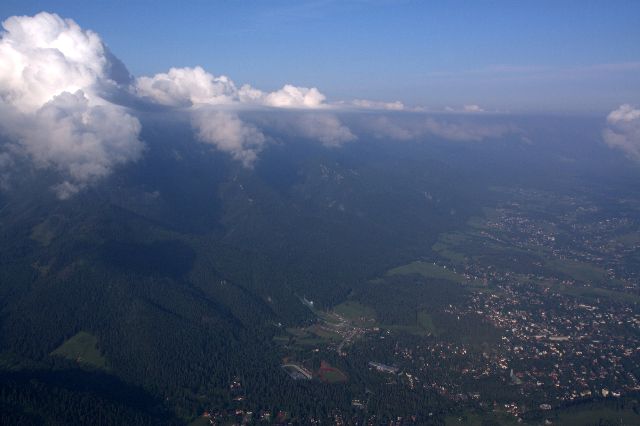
[{"xmin": 0, "ymin": 113, "xmax": 638, "ymax": 424}]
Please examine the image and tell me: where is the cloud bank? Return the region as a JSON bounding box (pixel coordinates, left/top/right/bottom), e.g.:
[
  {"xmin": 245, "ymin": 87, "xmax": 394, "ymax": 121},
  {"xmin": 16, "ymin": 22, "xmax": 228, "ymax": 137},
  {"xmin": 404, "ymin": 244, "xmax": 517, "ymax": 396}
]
[
  {"xmin": 135, "ymin": 66, "xmax": 327, "ymax": 109},
  {"xmin": 603, "ymin": 104, "xmax": 640, "ymax": 161},
  {"xmin": 134, "ymin": 66, "xmax": 339, "ymax": 165},
  {"xmin": 0, "ymin": 12, "xmax": 143, "ymax": 197},
  {"xmin": 289, "ymin": 113, "xmax": 356, "ymax": 147},
  {"xmin": 193, "ymin": 109, "xmax": 265, "ymax": 167},
  {"xmin": 350, "ymin": 99, "xmax": 406, "ymax": 111},
  {"xmin": 366, "ymin": 115, "xmax": 514, "ymax": 142},
  {"xmin": 0, "ymin": 11, "xmax": 527, "ymax": 198}
]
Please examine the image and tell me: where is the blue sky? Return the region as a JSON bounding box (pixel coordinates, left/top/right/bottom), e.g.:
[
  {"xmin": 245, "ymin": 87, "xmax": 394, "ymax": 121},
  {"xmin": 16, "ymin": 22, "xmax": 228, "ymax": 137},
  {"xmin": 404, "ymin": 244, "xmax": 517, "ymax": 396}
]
[{"xmin": 1, "ymin": 0, "xmax": 639, "ymax": 113}]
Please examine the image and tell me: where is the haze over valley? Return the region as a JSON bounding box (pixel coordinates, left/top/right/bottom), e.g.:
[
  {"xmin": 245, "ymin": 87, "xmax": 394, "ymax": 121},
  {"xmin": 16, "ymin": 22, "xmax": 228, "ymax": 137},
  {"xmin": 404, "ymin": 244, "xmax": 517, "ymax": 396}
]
[{"xmin": 0, "ymin": 3, "xmax": 639, "ymax": 425}]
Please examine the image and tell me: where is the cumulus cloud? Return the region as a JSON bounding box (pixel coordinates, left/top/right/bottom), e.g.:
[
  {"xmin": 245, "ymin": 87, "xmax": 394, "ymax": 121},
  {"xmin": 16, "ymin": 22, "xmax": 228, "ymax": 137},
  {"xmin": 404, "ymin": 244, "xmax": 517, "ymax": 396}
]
[
  {"xmin": 134, "ymin": 66, "xmax": 351, "ymax": 160},
  {"xmin": 0, "ymin": 12, "xmax": 143, "ymax": 198},
  {"xmin": 263, "ymin": 85, "xmax": 326, "ymax": 108},
  {"xmin": 1, "ymin": 10, "xmax": 516, "ymax": 187},
  {"xmin": 603, "ymin": 104, "xmax": 640, "ymax": 160},
  {"xmin": 192, "ymin": 109, "xmax": 265, "ymax": 167},
  {"xmin": 16, "ymin": 91, "xmax": 142, "ymax": 197},
  {"xmin": 135, "ymin": 66, "xmax": 327, "ymax": 109},
  {"xmin": 1, "ymin": 12, "xmax": 111, "ymax": 111},
  {"xmin": 368, "ymin": 116, "xmax": 414, "ymax": 140},
  {"xmin": 607, "ymin": 104, "xmax": 640, "ymax": 122},
  {"xmin": 293, "ymin": 114, "xmax": 356, "ymax": 147},
  {"xmin": 444, "ymin": 104, "xmax": 485, "ymax": 113},
  {"xmin": 135, "ymin": 66, "xmax": 239, "ymax": 107},
  {"xmin": 4, "ymin": 13, "xmax": 352, "ymax": 173},
  {"xmin": 463, "ymin": 104, "xmax": 484, "ymax": 113}
]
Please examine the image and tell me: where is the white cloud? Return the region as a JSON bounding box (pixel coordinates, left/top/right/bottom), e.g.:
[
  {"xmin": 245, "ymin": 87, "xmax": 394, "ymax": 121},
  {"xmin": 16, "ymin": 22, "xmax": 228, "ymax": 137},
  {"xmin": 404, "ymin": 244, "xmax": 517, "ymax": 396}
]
[
  {"xmin": 0, "ymin": 12, "xmax": 131, "ymax": 111},
  {"xmin": 290, "ymin": 114, "xmax": 356, "ymax": 147},
  {"xmin": 351, "ymin": 99, "xmax": 405, "ymax": 111},
  {"xmin": 463, "ymin": 104, "xmax": 484, "ymax": 113},
  {"xmin": 263, "ymin": 85, "xmax": 326, "ymax": 108},
  {"xmin": 135, "ymin": 66, "xmax": 239, "ymax": 107},
  {"xmin": 444, "ymin": 105, "xmax": 485, "ymax": 113},
  {"xmin": 135, "ymin": 66, "xmax": 327, "ymax": 109},
  {"xmin": 0, "ymin": 12, "xmax": 106, "ymax": 112},
  {"xmin": 134, "ymin": 67, "xmax": 340, "ymax": 162},
  {"xmin": 603, "ymin": 104, "xmax": 640, "ymax": 160},
  {"xmin": 368, "ymin": 116, "xmax": 414, "ymax": 140},
  {"xmin": 607, "ymin": 104, "xmax": 640, "ymax": 122},
  {"xmin": 3, "ymin": 11, "xmax": 512, "ymax": 180},
  {"xmin": 134, "ymin": 66, "xmax": 351, "ymax": 160},
  {"xmin": 19, "ymin": 91, "xmax": 142, "ymax": 190},
  {"xmin": 0, "ymin": 12, "xmax": 142, "ymax": 198},
  {"xmin": 192, "ymin": 109, "xmax": 265, "ymax": 167}
]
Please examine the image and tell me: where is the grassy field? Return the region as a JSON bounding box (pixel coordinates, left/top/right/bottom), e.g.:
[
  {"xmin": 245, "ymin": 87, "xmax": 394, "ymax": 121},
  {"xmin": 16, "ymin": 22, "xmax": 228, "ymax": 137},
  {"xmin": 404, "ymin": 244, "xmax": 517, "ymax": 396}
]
[
  {"xmin": 380, "ymin": 310, "xmax": 440, "ymax": 337},
  {"xmin": 292, "ymin": 337, "xmax": 326, "ymax": 346},
  {"xmin": 285, "ymin": 327, "xmax": 309, "ymax": 338},
  {"xmin": 382, "ymin": 324, "xmax": 429, "ymax": 336},
  {"xmin": 432, "ymin": 232, "xmax": 470, "ymax": 264},
  {"xmin": 432, "ymin": 220, "xmax": 636, "ymax": 304},
  {"xmin": 554, "ymin": 405, "xmax": 640, "ymax": 425},
  {"xmin": 280, "ymin": 329, "xmax": 326, "ymax": 347},
  {"xmin": 280, "ymin": 324, "xmax": 340, "ymax": 348},
  {"xmin": 333, "ymin": 301, "xmax": 376, "ymax": 325},
  {"xmin": 417, "ymin": 310, "xmax": 438, "ymax": 336},
  {"xmin": 557, "ymin": 284, "xmax": 640, "ymax": 304},
  {"xmin": 308, "ymin": 324, "xmax": 342, "ymax": 340},
  {"xmin": 314, "ymin": 309, "xmax": 343, "ymax": 326},
  {"xmin": 51, "ymin": 331, "xmax": 107, "ymax": 369},
  {"xmin": 546, "ymin": 258, "xmax": 610, "ymax": 283},
  {"xmin": 387, "ymin": 260, "xmax": 465, "ymax": 283},
  {"xmin": 277, "ymin": 301, "xmax": 376, "ymax": 350}
]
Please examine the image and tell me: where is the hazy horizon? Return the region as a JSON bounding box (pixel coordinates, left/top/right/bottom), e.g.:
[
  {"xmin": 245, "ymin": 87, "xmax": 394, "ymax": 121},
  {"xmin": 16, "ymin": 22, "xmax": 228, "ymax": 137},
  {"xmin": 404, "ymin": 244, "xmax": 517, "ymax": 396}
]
[{"xmin": 1, "ymin": 0, "xmax": 639, "ymax": 113}]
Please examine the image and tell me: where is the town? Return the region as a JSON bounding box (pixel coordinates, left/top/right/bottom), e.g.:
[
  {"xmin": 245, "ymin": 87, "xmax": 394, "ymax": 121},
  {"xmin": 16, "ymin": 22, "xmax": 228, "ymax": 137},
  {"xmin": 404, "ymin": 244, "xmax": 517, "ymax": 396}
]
[{"xmin": 197, "ymin": 189, "xmax": 640, "ymax": 425}]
